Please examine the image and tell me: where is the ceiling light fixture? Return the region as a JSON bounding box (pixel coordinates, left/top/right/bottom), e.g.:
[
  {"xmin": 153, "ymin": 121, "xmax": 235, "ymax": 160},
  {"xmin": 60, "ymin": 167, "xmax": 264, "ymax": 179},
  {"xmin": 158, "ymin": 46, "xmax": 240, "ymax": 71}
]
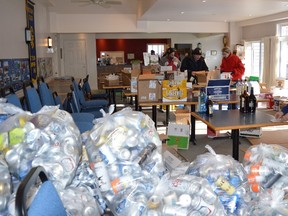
[
  {"xmin": 202, "ymin": 0, "xmax": 206, "ymax": 3},
  {"xmin": 167, "ymin": 18, "xmax": 170, "ymax": 22},
  {"xmin": 181, "ymin": 11, "xmax": 184, "ymax": 14}
]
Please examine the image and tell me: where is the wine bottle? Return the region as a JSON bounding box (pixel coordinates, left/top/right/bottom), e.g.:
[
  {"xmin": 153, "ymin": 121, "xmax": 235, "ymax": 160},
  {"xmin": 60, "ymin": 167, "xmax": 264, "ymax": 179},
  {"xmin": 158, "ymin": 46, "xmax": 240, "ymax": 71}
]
[
  {"xmin": 206, "ymin": 95, "xmax": 213, "ymax": 117},
  {"xmin": 240, "ymin": 89, "xmax": 249, "ymax": 113},
  {"xmin": 248, "ymin": 87, "xmax": 257, "ymax": 113}
]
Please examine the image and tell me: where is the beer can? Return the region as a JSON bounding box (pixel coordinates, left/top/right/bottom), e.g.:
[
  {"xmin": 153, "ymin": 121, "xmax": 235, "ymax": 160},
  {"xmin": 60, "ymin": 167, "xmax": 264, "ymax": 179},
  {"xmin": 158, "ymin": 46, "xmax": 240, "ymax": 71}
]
[
  {"xmin": 93, "ymin": 161, "xmax": 111, "ymax": 192},
  {"xmin": 162, "ymin": 205, "xmax": 188, "ymax": 216},
  {"xmin": 98, "ymin": 144, "xmax": 116, "ymax": 165}
]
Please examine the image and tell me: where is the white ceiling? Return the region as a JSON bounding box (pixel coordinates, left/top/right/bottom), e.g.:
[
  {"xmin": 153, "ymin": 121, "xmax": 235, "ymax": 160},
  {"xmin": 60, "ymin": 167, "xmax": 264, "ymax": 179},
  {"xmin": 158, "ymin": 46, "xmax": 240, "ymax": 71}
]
[{"xmin": 45, "ymin": 0, "xmax": 288, "ymax": 23}]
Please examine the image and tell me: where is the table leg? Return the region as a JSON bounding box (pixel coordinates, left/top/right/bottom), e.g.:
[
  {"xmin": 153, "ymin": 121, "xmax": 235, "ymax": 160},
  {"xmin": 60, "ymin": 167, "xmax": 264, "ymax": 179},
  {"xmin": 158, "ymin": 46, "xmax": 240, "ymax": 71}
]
[
  {"xmin": 190, "ymin": 104, "xmax": 196, "ymax": 145},
  {"xmin": 152, "ymin": 105, "xmax": 157, "ymax": 128},
  {"xmin": 231, "ymin": 129, "xmax": 239, "ymax": 161},
  {"xmin": 219, "ymin": 104, "xmax": 222, "ymax": 110},
  {"xmin": 135, "ymin": 95, "xmax": 138, "ymax": 111},
  {"xmin": 166, "ymin": 105, "xmax": 170, "ymax": 125},
  {"xmin": 112, "ymin": 89, "xmax": 117, "ymax": 112}
]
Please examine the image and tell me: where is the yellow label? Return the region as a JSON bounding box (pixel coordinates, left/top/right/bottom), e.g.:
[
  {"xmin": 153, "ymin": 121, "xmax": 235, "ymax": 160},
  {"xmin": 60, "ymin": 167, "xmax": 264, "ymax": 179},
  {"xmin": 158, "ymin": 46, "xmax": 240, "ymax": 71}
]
[
  {"xmin": 9, "ymin": 128, "xmax": 25, "ymax": 146},
  {"xmin": 215, "ymin": 176, "xmax": 235, "ymax": 195},
  {"xmin": 162, "ymin": 80, "xmax": 187, "ymax": 101}
]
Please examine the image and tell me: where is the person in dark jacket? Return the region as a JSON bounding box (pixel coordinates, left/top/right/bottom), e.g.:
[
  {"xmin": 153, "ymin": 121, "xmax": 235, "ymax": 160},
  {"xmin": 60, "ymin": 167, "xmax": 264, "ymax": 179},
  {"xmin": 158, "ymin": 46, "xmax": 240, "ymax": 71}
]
[{"xmin": 180, "ymin": 48, "xmax": 209, "ymax": 83}]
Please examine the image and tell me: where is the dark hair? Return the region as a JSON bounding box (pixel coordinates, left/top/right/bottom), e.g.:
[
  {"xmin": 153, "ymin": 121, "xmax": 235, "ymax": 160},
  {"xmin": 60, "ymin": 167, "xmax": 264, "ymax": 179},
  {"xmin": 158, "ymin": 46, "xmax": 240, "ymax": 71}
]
[{"xmin": 192, "ymin": 48, "xmax": 202, "ymax": 55}]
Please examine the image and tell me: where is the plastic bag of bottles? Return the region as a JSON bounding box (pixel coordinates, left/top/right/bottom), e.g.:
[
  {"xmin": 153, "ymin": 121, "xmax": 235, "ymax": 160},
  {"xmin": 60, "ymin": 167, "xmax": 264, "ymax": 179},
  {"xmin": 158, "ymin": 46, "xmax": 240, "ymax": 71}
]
[
  {"xmin": 148, "ymin": 173, "xmax": 226, "ymax": 216},
  {"xmin": 0, "ymin": 156, "xmax": 11, "ymax": 215},
  {"xmin": 243, "ymin": 143, "xmax": 288, "ymax": 194},
  {"xmin": 186, "ymin": 145, "xmax": 251, "ymax": 215},
  {"xmin": 85, "ymin": 107, "xmax": 166, "ymax": 215}
]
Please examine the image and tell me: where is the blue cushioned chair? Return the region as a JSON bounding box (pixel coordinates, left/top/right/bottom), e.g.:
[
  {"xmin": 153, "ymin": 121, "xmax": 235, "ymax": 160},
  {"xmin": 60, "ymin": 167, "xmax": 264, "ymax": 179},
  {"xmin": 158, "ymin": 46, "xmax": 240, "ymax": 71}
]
[
  {"xmin": 15, "ymin": 166, "xmax": 66, "ymax": 216},
  {"xmin": 71, "ymin": 77, "xmax": 108, "ymax": 111},
  {"xmin": 23, "ymin": 80, "xmax": 94, "ymax": 133},
  {"xmin": 37, "ymin": 77, "xmax": 95, "ymax": 123},
  {"xmin": 82, "ymin": 74, "xmax": 108, "ymax": 100}
]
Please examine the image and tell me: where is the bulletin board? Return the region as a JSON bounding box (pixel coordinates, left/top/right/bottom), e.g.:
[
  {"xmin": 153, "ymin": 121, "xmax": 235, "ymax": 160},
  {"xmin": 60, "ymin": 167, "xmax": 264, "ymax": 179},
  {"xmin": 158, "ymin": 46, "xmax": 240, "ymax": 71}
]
[{"xmin": 100, "ymin": 51, "xmax": 124, "ymax": 64}]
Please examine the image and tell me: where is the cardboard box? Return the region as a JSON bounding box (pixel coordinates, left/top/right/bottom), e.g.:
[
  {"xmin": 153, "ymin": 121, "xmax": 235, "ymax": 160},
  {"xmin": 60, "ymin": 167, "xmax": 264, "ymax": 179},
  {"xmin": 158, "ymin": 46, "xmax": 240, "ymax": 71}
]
[
  {"xmin": 138, "ymin": 74, "xmax": 162, "ymax": 102},
  {"xmin": 167, "ymin": 123, "xmax": 190, "ymax": 150},
  {"xmin": 193, "ymin": 71, "xmax": 207, "ymax": 84},
  {"xmin": 162, "ymin": 146, "xmax": 188, "ymax": 171},
  {"xmin": 105, "ymin": 78, "xmax": 119, "ymax": 86},
  {"xmin": 206, "ymin": 79, "xmax": 230, "ymax": 101},
  {"xmin": 142, "ymin": 65, "xmax": 160, "ymax": 74},
  {"xmin": 174, "ymin": 109, "xmax": 190, "ymax": 125},
  {"xmin": 162, "ymin": 80, "xmax": 187, "ymax": 102}
]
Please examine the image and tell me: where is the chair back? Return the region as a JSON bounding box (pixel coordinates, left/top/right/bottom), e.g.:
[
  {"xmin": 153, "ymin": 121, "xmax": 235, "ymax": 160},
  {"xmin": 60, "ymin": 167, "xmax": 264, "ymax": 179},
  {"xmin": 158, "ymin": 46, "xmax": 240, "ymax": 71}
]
[
  {"xmin": 37, "ymin": 77, "xmax": 55, "ymax": 106},
  {"xmin": 15, "ymin": 166, "xmax": 66, "ymax": 216},
  {"xmin": 1, "ymin": 85, "xmax": 23, "ymax": 109},
  {"xmin": 23, "ymin": 81, "xmax": 42, "ymax": 113},
  {"xmin": 52, "ymin": 91, "xmax": 64, "ymax": 110}
]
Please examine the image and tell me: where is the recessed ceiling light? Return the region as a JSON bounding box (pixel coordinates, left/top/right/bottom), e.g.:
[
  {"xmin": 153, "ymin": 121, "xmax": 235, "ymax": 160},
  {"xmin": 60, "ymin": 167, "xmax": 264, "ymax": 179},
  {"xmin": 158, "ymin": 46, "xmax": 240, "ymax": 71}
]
[
  {"xmin": 181, "ymin": 11, "xmax": 184, "ymax": 14},
  {"xmin": 167, "ymin": 18, "xmax": 170, "ymax": 22},
  {"xmin": 249, "ymin": 14, "xmax": 252, "ymax": 17},
  {"xmin": 202, "ymin": 0, "xmax": 206, "ymax": 2}
]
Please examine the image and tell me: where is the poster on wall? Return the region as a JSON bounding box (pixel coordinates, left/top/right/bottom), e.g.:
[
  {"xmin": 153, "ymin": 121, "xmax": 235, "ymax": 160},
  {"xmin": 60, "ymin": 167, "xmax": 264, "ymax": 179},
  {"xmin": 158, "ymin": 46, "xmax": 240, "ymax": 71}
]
[
  {"xmin": 38, "ymin": 57, "xmax": 53, "ymax": 78},
  {"xmin": 0, "ymin": 59, "xmax": 30, "ymax": 91},
  {"xmin": 26, "ymin": 0, "xmax": 37, "ymax": 80}
]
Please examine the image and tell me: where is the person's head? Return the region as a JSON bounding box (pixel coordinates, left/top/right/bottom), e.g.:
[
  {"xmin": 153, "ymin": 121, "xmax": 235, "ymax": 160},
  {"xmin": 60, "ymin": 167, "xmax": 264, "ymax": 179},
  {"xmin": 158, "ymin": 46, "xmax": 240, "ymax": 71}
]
[
  {"xmin": 222, "ymin": 47, "xmax": 231, "ymax": 58},
  {"xmin": 192, "ymin": 48, "xmax": 202, "ymax": 60},
  {"xmin": 166, "ymin": 48, "xmax": 176, "ymax": 57},
  {"xmin": 151, "ymin": 50, "xmax": 155, "ymax": 55}
]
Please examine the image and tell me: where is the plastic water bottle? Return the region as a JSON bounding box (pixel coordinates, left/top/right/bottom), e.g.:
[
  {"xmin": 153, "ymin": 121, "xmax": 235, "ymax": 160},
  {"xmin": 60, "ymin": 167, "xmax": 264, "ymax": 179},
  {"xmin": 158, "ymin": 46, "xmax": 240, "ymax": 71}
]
[{"xmin": 198, "ymin": 88, "xmax": 207, "ymax": 113}]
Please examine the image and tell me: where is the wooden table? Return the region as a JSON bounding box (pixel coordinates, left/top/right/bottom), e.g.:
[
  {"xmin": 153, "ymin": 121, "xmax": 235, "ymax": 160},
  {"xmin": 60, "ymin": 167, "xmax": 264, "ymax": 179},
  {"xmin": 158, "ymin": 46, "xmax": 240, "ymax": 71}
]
[
  {"xmin": 138, "ymin": 98, "xmax": 198, "ymax": 135},
  {"xmin": 123, "ymin": 90, "xmax": 138, "ymax": 110},
  {"xmin": 191, "ymin": 110, "xmax": 288, "ymax": 160},
  {"xmin": 102, "ymin": 85, "xmax": 130, "ymax": 111}
]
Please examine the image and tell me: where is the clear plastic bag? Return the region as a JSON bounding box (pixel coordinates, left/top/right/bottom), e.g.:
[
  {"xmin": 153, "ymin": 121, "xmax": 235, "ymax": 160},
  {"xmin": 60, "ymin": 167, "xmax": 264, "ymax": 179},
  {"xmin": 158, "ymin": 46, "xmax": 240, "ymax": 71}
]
[
  {"xmin": 185, "ymin": 145, "xmax": 250, "ymax": 215},
  {"xmin": 0, "ymin": 156, "xmax": 11, "ymax": 214},
  {"xmin": 243, "ymin": 143, "xmax": 288, "ymax": 193},
  {"xmin": 85, "ymin": 107, "xmax": 166, "ymax": 216},
  {"xmin": 149, "ymin": 173, "xmax": 226, "ymax": 216}
]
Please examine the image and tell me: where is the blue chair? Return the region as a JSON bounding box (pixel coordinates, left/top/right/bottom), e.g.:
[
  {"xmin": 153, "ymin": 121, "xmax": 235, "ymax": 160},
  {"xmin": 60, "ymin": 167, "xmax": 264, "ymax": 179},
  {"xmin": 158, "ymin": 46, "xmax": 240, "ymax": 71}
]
[
  {"xmin": 82, "ymin": 74, "xmax": 108, "ymax": 100},
  {"xmin": 23, "ymin": 80, "xmax": 94, "ymax": 133},
  {"xmin": 71, "ymin": 77, "xmax": 108, "ymax": 111},
  {"xmin": 15, "ymin": 166, "xmax": 66, "ymax": 216},
  {"xmin": 37, "ymin": 77, "xmax": 95, "ymax": 123}
]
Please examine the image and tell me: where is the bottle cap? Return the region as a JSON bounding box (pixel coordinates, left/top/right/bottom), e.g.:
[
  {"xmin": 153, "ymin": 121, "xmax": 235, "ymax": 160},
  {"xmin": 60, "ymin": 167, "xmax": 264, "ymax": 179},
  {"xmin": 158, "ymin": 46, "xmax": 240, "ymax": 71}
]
[
  {"xmin": 251, "ymin": 183, "xmax": 260, "ymax": 193},
  {"xmin": 178, "ymin": 194, "xmax": 192, "ymax": 207}
]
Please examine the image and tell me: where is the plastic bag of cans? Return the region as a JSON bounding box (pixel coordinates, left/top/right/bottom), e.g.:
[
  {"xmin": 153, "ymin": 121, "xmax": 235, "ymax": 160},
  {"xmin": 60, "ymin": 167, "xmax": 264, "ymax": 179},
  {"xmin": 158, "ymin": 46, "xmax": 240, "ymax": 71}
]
[
  {"xmin": 0, "ymin": 156, "xmax": 11, "ymax": 215},
  {"xmin": 247, "ymin": 187, "xmax": 288, "ymax": 215},
  {"xmin": 0, "ymin": 105, "xmax": 82, "ymax": 190},
  {"xmin": 85, "ymin": 107, "xmax": 166, "ymax": 215},
  {"xmin": 186, "ymin": 145, "xmax": 251, "ymax": 215},
  {"xmin": 243, "ymin": 143, "xmax": 288, "ymax": 194},
  {"xmin": 148, "ymin": 173, "xmax": 226, "ymax": 216}
]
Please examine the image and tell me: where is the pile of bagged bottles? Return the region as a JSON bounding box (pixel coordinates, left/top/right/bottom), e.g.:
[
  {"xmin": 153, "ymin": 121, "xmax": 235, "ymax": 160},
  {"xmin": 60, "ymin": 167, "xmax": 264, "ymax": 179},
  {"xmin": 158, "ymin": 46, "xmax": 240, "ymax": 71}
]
[{"xmin": 1, "ymin": 100, "xmax": 288, "ymax": 215}]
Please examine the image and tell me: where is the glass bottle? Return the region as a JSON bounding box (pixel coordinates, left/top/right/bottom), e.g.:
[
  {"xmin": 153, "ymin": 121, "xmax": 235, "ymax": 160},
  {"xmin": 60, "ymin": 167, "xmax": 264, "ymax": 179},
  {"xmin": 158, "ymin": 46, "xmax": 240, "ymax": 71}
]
[
  {"xmin": 206, "ymin": 95, "xmax": 213, "ymax": 117},
  {"xmin": 240, "ymin": 90, "xmax": 249, "ymax": 113},
  {"xmin": 198, "ymin": 88, "xmax": 207, "ymax": 113},
  {"xmin": 236, "ymin": 79, "xmax": 242, "ymax": 96},
  {"xmin": 248, "ymin": 87, "xmax": 257, "ymax": 113}
]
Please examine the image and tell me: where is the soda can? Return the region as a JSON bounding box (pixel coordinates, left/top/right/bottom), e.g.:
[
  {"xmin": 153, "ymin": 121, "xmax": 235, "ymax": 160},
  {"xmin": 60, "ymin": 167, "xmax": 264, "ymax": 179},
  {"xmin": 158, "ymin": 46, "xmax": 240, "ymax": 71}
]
[
  {"xmin": 162, "ymin": 205, "xmax": 189, "ymax": 216},
  {"xmin": 147, "ymin": 195, "xmax": 161, "ymax": 209},
  {"xmin": 98, "ymin": 144, "xmax": 116, "ymax": 165}
]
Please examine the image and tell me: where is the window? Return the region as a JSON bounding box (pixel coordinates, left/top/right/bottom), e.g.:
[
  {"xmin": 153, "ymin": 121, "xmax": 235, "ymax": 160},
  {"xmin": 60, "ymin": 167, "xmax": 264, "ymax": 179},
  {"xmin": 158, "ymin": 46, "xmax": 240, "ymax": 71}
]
[
  {"xmin": 244, "ymin": 41, "xmax": 264, "ymax": 80},
  {"xmin": 278, "ymin": 23, "xmax": 288, "ymax": 79},
  {"xmin": 147, "ymin": 44, "xmax": 165, "ymax": 56}
]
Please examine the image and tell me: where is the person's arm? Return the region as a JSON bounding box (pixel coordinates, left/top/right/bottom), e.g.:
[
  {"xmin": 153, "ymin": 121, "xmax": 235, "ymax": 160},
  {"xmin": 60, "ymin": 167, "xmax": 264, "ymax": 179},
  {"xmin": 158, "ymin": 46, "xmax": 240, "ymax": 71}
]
[
  {"xmin": 233, "ymin": 57, "xmax": 245, "ymax": 77},
  {"xmin": 275, "ymin": 104, "xmax": 288, "ymax": 119}
]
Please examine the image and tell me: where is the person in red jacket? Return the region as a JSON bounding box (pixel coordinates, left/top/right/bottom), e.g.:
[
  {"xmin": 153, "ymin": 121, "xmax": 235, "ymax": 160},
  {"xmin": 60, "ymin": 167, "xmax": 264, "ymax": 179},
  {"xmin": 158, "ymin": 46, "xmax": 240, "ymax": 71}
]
[{"xmin": 220, "ymin": 47, "xmax": 245, "ymax": 81}]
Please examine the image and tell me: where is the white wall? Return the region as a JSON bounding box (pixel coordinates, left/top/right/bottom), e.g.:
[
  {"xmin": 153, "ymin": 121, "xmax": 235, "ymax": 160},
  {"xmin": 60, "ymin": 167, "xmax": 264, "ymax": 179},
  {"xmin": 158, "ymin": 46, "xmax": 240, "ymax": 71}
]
[
  {"xmin": 50, "ymin": 13, "xmax": 229, "ymax": 34},
  {"xmin": 0, "ymin": 0, "xmax": 27, "ymax": 59}
]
